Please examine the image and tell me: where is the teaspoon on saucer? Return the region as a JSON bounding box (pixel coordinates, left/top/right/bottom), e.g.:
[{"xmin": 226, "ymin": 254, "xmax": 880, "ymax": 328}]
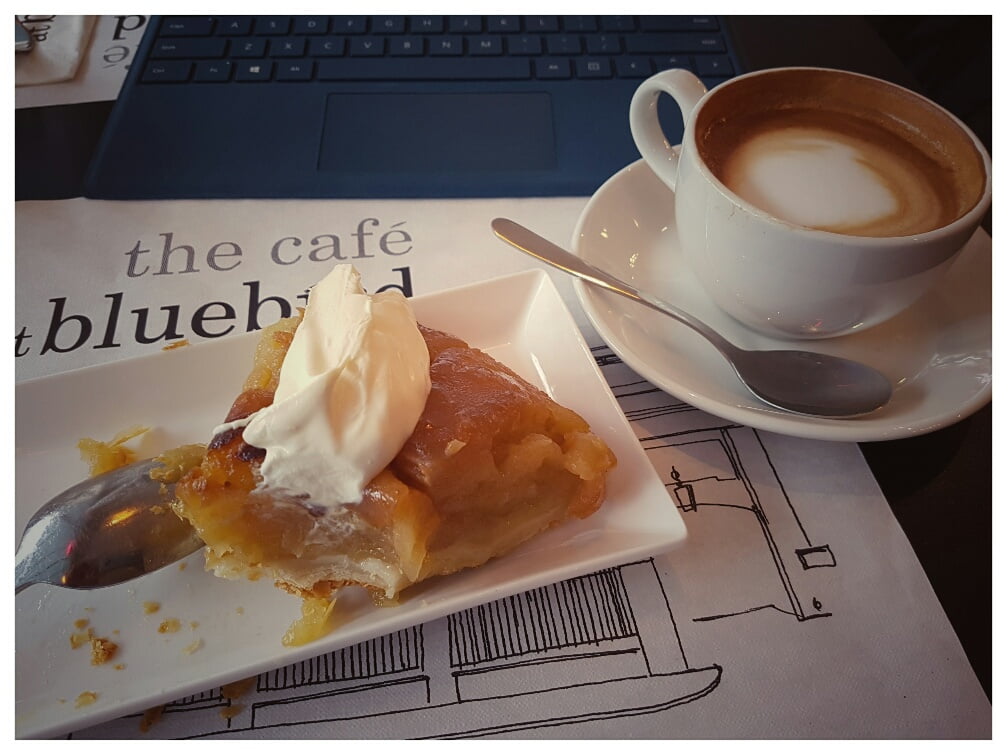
[{"xmin": 491, "ymin": 217, "xmax": 892, "ymax": 418}]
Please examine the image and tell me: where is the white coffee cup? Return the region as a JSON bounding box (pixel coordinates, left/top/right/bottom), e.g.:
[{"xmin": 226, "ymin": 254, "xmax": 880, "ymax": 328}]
[{"xmin": 629, "ymin": 67, "xmax": 992, "ymax": 339}]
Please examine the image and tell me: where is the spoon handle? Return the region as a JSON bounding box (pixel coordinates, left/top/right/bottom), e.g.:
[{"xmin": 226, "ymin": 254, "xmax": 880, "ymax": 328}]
[{"xmin": 491, "ymin": 218, "xmax": 737, "ymax": 358}]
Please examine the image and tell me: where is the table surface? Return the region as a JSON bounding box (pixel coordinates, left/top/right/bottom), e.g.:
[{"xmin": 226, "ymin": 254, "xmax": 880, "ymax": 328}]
[{"xmin": 14, "ymin": 15, "xmax": 991, "ymax": 700}]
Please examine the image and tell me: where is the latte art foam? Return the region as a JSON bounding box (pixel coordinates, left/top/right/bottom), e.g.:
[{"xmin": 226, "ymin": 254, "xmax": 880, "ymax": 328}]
[
  {"xmin": 721, "ymin": 126, "xmax": 945, "ymax": 236},
  {"xmin": 693, "ymin": 69, "xmax": 986, "ymax": 238}
]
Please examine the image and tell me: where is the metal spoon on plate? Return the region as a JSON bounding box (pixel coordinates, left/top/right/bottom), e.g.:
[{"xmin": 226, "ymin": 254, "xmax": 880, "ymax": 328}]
[
  {"xmin": 15, "ymin": 458, "xmax": 204, "ymax": 593},
  {"xmin": 491, "ymin": 217, "xmax": 892, "ymax": 418}
]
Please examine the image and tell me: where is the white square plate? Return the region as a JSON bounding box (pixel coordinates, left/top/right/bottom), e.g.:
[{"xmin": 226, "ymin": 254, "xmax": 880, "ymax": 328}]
[{"xmin": 15, "ymin": 269, "xmax": 687, "ymax": 739}]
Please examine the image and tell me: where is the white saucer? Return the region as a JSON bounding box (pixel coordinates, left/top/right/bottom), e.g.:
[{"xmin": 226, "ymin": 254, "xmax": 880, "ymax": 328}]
[{"xmin": 571, "ymin": 159, "xmax": 992, "ymax": 442}]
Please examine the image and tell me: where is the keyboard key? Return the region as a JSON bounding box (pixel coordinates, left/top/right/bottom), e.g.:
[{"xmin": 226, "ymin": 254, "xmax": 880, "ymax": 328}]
[
  {"xmin": 293, "ymin": 17, "xmax": 329, "ymax": 35},
  {"xmin": 626, "ymin": 33, "xmax": 725, "ymax": 54},
  {"xmin": 534, "ymin": 58, "xmax": 571, "ymax": 79},
  {"xmin": 428, "ymin": 37, "xmax": 463, "ymax": 56},
  {"xmin": 373, "ymin": 16, "xmax": 406, "ymax": 33},
  {"xmin": 487, "ymin": 16, "xmax": 520, "ymax": 33},
  {"xmin": 194, "ymin": 60, "xmax": 232, "ymax": 81},
  {"xmin": 230, "ymin": 38, "xmax": 267, "ymax": 57},
  {"xmin": 253, "ymin": 17, "xmax": 290, "ymax": 35},
  {"xmin": 151, "ymin": 37, "xmax": 226, "ymax": 59},
  {"xmin": 308, "ymin": 37, "xmax": 345, "ymax": 56},
  {"xmin": 409, "ymin": 16, "xmax": 444, "ymax": 33},
  {"xmin": 693, "ymin": 35, "xmax": 726, "ymax": 52},
  {"xmin": 586, "ymin": 34, "xmax": 621, "ymax": 54},
  {"xmin": 141, "ymin": 60, "xmax": 192, "ymax": 82},
  {"xmin": 349, "ymin": 37, "xmax": 385, "ymax": 56},
  {"xmin": 269, "ymin": 37, "xmax": 306, "ymax": 57},
  {"xmin": 276, "ymin": 61, "xmax": 314, "ymax": 81},
  {"xmin": 616, "ymin": 56, "xmax": 653, "ymax": 78},
  {"xmin": 546, "ymin": 35, "xmax": 581, "ymax": 55},
  {"xmin": 508, "ymin": 35, "xmax": 543, "ymax": 55},
  {"xmin": 524, "ymin": 16, "xmax": 559, "ymax": 33},
  {"xmin": 575, "ymin": 57, "xmax": 612, "ymax": 78},
  {"xmin": 160, "ymin": 17, "xmax": 214, "ymax": 36},
  {"xmin": 468, "ymin": 36, "xmax": 503, "ymax": 55},
  {"xmin": 389, "ymin": 37, "xmax": 424, "ymax": 55},
  {"xmin": 448, "ymin": 16, "xmax": 481, "ymax": 33},
  {"xmin": 652, "ymin": 55, "xmax": 692, "ymax": 71},
  {"xmin": 600, "ymin": 16, "xmax": 635, "ymax": 32},
  {"xmin": 317, "ymin": 57, "xmax": 530, "ymax": 81},
  {"xmin": 694, "ymin": 55, "xmax": 734, "ymax": 76},
  {"xmin": 640, "ymin": 16, "xmax": 719, "ymax": 32},
  {"xmin": 332, "ymin": 16, "xmax": 367, "ymax": 34},
  {"xmin": 234, "ymin": 60, "xmax": 273, "ymax": 81},
  {"xmin": 216, "ymin": 16, "xmax": 252, "ymax": 35},
  {"xmin": 562, "ymin": 16, "xmax": 598, "ymax": 32}
]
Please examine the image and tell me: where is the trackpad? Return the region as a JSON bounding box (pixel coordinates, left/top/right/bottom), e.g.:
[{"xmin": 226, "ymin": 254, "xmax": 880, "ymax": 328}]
[{"xmin": 319, "ymin": 92, "xmax": 556, "ymax": 173}]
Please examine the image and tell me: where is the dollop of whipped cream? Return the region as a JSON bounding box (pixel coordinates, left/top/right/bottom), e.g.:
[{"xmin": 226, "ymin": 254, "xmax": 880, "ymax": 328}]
[{"xmin": 239, "ymin": 264, "xmax": 431, "ymax": 507}]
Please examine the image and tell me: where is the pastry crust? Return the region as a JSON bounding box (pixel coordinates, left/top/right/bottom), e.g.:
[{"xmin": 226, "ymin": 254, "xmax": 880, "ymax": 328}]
[{"xmin": 174, "ymin": 315, "xmax": 616, "ymax": 600}]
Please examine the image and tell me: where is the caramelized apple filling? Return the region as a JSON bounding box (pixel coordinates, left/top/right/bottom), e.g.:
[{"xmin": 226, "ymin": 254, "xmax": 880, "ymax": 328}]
[{"xmin": 174, "ymin": 314, "xmax": 616, "ymax": 602}]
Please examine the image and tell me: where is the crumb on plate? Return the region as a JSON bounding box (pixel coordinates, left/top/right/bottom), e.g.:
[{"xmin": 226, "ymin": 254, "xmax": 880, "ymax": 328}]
[
  {"xmin": 78, "ymin": 426, "xmax": 150, "ymax": 476},
  {"xmin": 90, "ymin": 636, "xmax": 119, "ymax": 666},
  {"xmin": 158, "ymin": 618, "xmax": 182, "ymax": 634},
  {"xmin": 282, "ymin": 597, "xmax": 338, "ymax": 647},
  {"xmin": 70, "ymin": 628, "xmax": 93, "ymax": 650}
]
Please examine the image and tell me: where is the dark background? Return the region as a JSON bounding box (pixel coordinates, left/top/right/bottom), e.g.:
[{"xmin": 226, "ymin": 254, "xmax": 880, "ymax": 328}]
[
  {"xmin": 15, "ymin": 15, "xmax": 992, "ymax": 700},
  {"xmin": 728, "ymin": 16, "xmax": 992, "ymax": 700}
]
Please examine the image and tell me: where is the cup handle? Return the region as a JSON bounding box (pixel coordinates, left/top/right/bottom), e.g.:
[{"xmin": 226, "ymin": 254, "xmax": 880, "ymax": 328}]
[{"xmin": 629, "ymin": 69, "xmax": 708, "ymax": 191}]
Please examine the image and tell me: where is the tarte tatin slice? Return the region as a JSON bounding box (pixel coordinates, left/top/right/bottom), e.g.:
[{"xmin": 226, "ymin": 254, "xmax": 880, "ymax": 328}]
[{"xmin": 174, "ymin": 267, "xmax": 616, "ymax": 602}]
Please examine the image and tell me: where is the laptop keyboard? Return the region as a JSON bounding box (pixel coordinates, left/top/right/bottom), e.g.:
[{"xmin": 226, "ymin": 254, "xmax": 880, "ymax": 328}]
[{"xmin": 141, "ymin": 15, "xmax": 736, "ymax": 85}]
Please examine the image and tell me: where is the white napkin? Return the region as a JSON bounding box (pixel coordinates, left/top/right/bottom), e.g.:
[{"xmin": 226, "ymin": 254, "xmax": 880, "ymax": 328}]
[{"xmin": 15, "ymin": 15, "xmax": 97, "ymax": 86}]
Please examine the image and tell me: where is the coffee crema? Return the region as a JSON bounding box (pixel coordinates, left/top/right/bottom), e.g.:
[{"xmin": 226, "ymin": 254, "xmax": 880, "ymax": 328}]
[{"xmin": 695, "ymin": 69, "xmax": 986, "ymax": 237}]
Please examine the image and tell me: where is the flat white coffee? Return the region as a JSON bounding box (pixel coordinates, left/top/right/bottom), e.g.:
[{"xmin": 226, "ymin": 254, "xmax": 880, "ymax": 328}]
[
  {"xmin": 721, "ymin": 125, "xmax": 944, "ymax": 237},
  {"xmin": 693, "ymin": 69, "xmax": 987, "ymax": 238}
]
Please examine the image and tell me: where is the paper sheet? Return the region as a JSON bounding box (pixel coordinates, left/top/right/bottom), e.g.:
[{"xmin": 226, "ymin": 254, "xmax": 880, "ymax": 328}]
[
  {"xmin": 14, "ymin": 15, "xmax": 148, "ymax": 109},
  {"xmin": 15, "ymin": 16, "xmax": 98, "ymax": 87},
  {"xmin": 13, "ymin": 198, "xmax": 990, "ymax": 738}
]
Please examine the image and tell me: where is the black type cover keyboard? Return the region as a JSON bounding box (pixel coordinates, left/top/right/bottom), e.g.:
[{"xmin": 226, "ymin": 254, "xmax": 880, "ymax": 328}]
[
  {"xmin": 86, "ymin": 14, "xmax": 743, "ymax": 199},
  {"xmin": 140, "ymin": 15, "xmax": 737, "ymax": 86}
]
